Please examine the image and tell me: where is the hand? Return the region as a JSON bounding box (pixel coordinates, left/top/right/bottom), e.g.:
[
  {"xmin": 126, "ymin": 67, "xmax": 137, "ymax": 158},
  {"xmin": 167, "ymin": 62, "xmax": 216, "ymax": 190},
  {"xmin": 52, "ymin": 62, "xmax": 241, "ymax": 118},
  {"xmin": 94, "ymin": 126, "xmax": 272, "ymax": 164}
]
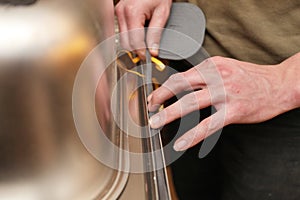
[
  {"xmin": 148, "ymin": 54, "xmax": 300, "ymax": 151},
  {"xmin": 115, "ymin": 0, "xmax": 172, "ymax": 59}
]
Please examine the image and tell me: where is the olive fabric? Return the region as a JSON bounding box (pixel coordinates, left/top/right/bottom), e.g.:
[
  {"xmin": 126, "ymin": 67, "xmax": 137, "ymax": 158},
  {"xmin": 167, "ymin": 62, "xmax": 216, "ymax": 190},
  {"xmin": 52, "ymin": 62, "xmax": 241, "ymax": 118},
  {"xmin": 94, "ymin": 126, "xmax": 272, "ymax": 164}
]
[
  {"xmin": 189, "ymin": 0, "xmax": 300, "ymax": 64},
  {"xmin": 169, "ymin": 1, "xmax": 300, "ymax": 200}
]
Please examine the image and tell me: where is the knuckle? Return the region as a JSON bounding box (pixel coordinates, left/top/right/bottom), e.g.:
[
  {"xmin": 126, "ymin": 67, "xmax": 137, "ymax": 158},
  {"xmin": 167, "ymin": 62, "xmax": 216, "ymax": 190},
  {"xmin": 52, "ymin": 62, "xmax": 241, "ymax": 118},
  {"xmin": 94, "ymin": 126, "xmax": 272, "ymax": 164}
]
[
  {"xmin": 217, "ymin": 65, "xmax": 233, "ymax": 78},
  {"xmin": 119, "ymin": 39, "xmax": 127, "ymax": 48},
  {"xmin": 164, "ymin": 106, "xmax": 177, "ymax": 117},
  {"xmin": 128, "ymin": 40, "xmax": 136, "ymax": 48},
  {"xmin": 167, "ymin": 74, "xmax": 182, "ymax": 90},
  {"xmin": 181, "ymin": 93, "xmax": 198, "ymax": 108},
  {"xmin": 124, "ymin": 5, "xmax": 138, "ymax": 17},
  {"xmin": 209, "ymin": 56, "xmax": 234, "ymax": 77},
  {"xmin": 115, "ymin": 4, "xmax": 123, "ymax": 16},
  {"xmin": 147, "ymin": 28, "xmax": 163, "ymax": 39},
  {"xmin": 129, "ymin": 41, "xmax": 144, "ymax": 50},
  {"xmin": 128, "ymin": 31, "xmax": 145, "ymax": 48},
  {"xmin": 151, "ymin": 90, "xmax": 164, "ymax": 104},
  {"xmin": 169, "ymin": 73, "xmax": 185, "ymax": 82},
  {"xmin": 209, "ymin": 56, "xmax": 223, "ymax": 65},
  {"xmin": 196, "ymin": 122, "xmax": 208, "ymax": 138},
  {"xmin": 168, "ymin": 74, "xmax": 177, "ymax": 81},
  {"xmin": 155, "ymin": 5, "xmax": 170, "ymax": 19}
]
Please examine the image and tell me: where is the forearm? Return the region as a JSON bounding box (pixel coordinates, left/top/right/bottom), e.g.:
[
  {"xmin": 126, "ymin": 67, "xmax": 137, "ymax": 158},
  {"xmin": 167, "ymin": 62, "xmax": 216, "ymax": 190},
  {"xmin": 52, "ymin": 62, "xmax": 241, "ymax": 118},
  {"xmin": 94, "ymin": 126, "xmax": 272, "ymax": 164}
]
[{"xmin": 277, "ymin": 52, "xmax": 300, "ymax": 112}]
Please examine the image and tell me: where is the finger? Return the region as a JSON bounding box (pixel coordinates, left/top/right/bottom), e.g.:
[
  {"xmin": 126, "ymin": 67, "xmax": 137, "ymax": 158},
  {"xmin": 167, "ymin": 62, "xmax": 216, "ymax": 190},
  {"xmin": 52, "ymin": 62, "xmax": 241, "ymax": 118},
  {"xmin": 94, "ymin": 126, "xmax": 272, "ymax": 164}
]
[
  {"xmin": 173, "ymin": 109, "xmax": 226, "ymax": 151},
  {"xmin": 125, "ymin": 11, "xmax": 147, "ymax": 59},
  {"xmin": 194, "ymin": 57, "xmax": 223, "ymax": 86},
  {"xmin": 149, "ymin": 89, "xmax": 212, "ymax": 129},
  {"xmin": 148, "ymin": 68, "xmax": 206, "ymax": 111},
  {"xmin": 146, "ymin": 5, "xmax": 171, "ymax": 56},
  {"xmin": 115, "ymin": 3, "xmax": 130, "ymax": 50}
]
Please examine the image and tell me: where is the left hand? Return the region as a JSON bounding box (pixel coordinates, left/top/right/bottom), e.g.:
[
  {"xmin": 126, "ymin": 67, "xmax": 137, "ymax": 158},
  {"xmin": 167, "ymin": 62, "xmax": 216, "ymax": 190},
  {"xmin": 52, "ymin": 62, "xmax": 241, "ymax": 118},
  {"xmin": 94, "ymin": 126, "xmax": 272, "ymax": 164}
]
[
  {"xmin": 115, "ymin": 0, "xmax": 172, "ymax": 59},
  {"xmin": 147, "ymin": 55, "xmax": 300, "ymax": 151}
]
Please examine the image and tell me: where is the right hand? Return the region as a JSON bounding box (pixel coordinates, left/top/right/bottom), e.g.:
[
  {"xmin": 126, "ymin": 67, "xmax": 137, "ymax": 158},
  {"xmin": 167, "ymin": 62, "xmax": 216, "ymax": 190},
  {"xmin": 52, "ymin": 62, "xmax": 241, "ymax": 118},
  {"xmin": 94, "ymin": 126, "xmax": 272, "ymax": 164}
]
[
  {"xmin": 147, "ymin": 55, "xmax": 300, "ymax": 151},
  {"xmin": 115, "ymin": 0, "xmax": 172, "ymax": 59}
]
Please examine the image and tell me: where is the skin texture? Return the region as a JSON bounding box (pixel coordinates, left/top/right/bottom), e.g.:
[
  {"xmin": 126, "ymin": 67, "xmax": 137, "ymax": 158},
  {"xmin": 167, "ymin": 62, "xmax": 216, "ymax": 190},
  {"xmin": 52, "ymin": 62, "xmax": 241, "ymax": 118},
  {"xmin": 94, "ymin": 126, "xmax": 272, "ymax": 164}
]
[
  {"xmin": 115, "ymin": 0, "xmax": 172, "ymax": 59},
  {"xmin": 115, "ymin": 0, "xmax": 300, "ymax": 151},
  {"xmin": 148, "ymin": 54, "xmax": 300, "ymax": 151}
]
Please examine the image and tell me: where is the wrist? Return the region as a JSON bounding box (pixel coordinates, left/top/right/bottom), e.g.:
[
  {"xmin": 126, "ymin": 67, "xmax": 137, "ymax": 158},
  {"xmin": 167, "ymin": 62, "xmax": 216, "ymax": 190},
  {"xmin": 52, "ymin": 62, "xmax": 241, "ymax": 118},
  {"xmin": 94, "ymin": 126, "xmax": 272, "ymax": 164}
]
[{"xmin": 277, "ymin": 52, "xmax": 300, "ymax": 110}]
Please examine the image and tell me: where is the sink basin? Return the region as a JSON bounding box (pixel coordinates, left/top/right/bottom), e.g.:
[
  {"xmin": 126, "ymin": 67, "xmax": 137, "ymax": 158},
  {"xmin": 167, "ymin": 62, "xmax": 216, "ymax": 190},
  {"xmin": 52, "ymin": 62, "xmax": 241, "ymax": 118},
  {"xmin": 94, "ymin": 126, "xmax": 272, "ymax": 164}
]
[{"xmin": 0, "ymin": 0, "xmax": 129, "ymax": 199}]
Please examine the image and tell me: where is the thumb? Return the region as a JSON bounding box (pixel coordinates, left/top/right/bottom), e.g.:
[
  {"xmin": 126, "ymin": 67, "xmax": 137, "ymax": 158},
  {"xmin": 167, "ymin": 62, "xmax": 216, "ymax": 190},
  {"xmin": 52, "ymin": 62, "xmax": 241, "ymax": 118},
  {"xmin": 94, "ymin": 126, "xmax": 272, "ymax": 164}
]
[{"xmin": 146, "ymin": 6, "xmax": 170, "ymax": 56}]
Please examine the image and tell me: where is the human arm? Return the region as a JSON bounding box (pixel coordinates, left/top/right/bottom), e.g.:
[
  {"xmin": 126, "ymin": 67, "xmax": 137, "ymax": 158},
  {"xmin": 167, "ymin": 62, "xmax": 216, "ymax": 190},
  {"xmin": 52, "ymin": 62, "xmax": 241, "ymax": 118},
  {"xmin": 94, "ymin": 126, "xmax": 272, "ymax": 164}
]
[
  {"xmin": 115, "ymin": 0, "xmax": 172, "ymax": 59},
  {"xmin": 148, "ymin": 52, "xmax": 300, "ymax": 151}
]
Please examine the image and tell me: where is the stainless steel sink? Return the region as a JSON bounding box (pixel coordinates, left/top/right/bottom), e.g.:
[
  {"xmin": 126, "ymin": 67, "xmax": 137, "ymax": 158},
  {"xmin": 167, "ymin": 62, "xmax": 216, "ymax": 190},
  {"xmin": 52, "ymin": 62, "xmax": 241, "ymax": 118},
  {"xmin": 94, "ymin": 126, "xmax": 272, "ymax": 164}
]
[
  {"xmin": 0, "ymin": 0, "xmax": 130, "ymax": 199},
  {"xmin": 0, "ymin": 0, "xmax": 181, "ymax": 199}
]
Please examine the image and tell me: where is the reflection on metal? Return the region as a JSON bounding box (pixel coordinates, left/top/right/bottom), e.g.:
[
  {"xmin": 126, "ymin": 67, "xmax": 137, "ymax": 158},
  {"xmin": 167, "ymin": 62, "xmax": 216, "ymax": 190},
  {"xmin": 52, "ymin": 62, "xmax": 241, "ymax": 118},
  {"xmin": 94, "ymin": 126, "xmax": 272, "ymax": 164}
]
[
  {"xmin": 0, "ymin": 0, "xmax": 178, "ymax": 199},
  {"xmin": 115, "ymin": 51, "xmax": 172, "ymax": 199},
  {"xmin": 140, "ymin": 50, "xmax": 172, "ymax": 200},
  {"xmin": 0, "ymin": 0, "xmax": 129, "ymax": 199}
]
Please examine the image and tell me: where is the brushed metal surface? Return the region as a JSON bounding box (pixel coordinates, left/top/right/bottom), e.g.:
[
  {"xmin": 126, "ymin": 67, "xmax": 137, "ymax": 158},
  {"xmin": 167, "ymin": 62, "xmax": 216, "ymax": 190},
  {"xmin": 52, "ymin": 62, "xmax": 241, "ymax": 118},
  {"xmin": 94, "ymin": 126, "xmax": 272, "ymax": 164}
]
[
  {"xmin": 0, "ymin": 0, "xmax": 129, "ymax": 199},
  {"xmin": 0, "ymin": 0, "xmax": 179, "ymax": 199}
]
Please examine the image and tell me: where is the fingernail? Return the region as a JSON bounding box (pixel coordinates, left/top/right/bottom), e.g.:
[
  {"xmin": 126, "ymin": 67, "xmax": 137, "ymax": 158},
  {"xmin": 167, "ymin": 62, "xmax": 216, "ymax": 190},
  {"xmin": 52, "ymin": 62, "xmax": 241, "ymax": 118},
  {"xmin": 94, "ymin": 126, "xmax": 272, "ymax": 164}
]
[
  {"xmin": 150, "ymin": 44, "xmax": 159, "ymax": 55},
  {"xmin": 173, "ymin": 139, "xmax": 188, "ymax": 151},
  {"xmin": 149, "ymin": 114, "xmax": 161, "ymax": 128}
]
